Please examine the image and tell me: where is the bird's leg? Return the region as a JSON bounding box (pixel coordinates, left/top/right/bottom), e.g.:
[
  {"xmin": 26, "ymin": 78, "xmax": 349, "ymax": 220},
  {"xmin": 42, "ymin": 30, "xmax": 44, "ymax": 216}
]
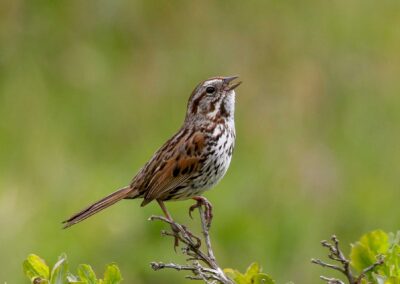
[
  {"xmin": 189, "ymin": 196, "xmax": 213, "ymax": 228},
  {"xmin": 157, "ymin": 199, "xmax": 174, "ymax": 221},
  {"xmin": 157, "ymin": 200, "xmax": 180, "ymax": 249}
]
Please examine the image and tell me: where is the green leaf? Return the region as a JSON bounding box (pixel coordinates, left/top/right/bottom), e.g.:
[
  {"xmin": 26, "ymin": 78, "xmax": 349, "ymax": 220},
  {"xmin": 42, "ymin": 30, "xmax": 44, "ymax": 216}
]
[
  {"xmin": 224, "ymin": 263, "xmax": 275, "ymax": 284},
  {"xmin": 23, "ymin": 254, "xmax": 50, "ymax": 283},
  {"xmin": 351, "ymin": 230, "xmax": 389, "ymax": 272},
  {"xmin": 362, "ymin": 230, "xmax": 389, "ymax": 254},
  {"xmin": 103, "ymin": 264, "xmax": 122, "ymax": 284},
  {"xmin": 50, "ymin": 253, "xmax": 68, "ymax": 284},
  {"xmin": 382, "ymin": 276, "xmax": 400, "ymax": 284},
  {"xmin": 252, "ymin": 273, "xmax": 275, "ymax": 284},
  {"xmin": 373, "ymin": 274, "xmax": 387, "ymax": 284},
  {"xmin": 66, "ymin": 273, "xmax": 86, "ymax": 284},
  {"xmin": 245, "ymin": 262, "xmax": 260, "ymax": 280},
  {"xmin": 350, "ymin": 242, "xmax": 377, "ymax": 272},
  {"xmin": 78, "ymin": 264, "xmax": 98, "ymax": 284},
  {"xmin": 244, "ymin": 263, "xmax": 275, "ymax": 284},
  {"xmin": 224, "ymin": 268, "xmax": 244, "ymax": 283},
  {"xmin": 225, "ymin": 267, "xmax": 248, "ymax": 284},
  {"xmin": 384, "ymin": 232, "xmax": 400, "ymax": 277}
]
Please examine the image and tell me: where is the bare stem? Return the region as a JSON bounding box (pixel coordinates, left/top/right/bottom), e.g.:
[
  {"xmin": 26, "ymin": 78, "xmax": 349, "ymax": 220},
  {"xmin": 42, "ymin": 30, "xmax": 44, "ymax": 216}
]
[{"xmin": 149, "ymin": 202, "xmax": 232, "ymax": 284}]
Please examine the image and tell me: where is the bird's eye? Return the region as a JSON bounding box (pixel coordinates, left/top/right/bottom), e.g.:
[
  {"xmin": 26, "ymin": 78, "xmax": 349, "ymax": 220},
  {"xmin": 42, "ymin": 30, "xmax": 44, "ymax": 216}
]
[{"xmin": 206, "ymin": 86, "xmax": 216, "ymax": 94}]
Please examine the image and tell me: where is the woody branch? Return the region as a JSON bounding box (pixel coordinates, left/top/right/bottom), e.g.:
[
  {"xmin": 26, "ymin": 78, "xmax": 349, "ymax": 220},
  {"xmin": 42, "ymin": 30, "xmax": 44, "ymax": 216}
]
[{"xmin": 149, "ymin": 204, "xmax": 232, "ymax": 284}]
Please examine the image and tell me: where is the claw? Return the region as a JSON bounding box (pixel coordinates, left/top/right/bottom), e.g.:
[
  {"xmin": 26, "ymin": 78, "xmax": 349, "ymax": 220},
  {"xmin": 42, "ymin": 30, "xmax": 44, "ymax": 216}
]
[
  {"xmin": 188, "ymin": 196, "xmax": 213, "ymax": 228},
  {"xmin": 182, "ymin": 225, "xmax": 201, "ymax": 248},
  {"xmin": 174, "ymin": 238, "xmax": 179, "ymax": 251},
  {"xmin": 170, "ymin": 223, "xmax": 181, "ymax": 251},
  {"xmin": 188, "ymin": 204, "xmax": 197, "ymax": 219}
]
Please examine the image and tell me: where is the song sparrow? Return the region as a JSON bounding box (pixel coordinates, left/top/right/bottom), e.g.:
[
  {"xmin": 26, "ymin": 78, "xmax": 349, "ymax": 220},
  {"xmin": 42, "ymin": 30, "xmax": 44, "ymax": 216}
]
[{"xmin": 63, "ymin": 76, "xmax": 241, "ymax": 229}]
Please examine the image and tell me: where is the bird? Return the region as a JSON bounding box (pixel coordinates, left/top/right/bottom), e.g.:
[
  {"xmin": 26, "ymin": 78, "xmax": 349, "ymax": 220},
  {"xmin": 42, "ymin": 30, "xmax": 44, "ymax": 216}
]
[{"xmin": 63, "ymin": 76, "xmax": 241, "ymax": 229}]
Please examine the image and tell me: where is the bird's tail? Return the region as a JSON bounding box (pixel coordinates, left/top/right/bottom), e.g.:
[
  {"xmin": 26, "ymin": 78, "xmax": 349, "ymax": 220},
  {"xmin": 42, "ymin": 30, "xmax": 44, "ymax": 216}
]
[{"xmin": 62, "ymin": 186, "xmax": 134, "ymax": 228}]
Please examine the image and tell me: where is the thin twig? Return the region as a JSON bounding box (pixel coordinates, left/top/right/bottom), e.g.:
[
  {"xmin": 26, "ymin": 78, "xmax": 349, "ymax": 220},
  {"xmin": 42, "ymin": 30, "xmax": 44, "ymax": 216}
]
[
  {"xmin": 320, "ymin": 276, "xmax": 345, "ymax": 284},
  {"xmin": 355, "ymin": 255, "xmax": 384, "ymax": 283},
  {"xmin": 311, "ymin": 258, "xmax": 346, "ymax": 273},
  {"xmin": 312, "ymin": 235, "xmax": 384, "ymax": 284},
  {"xmin": 198, "ymin": 206, "xmax": 216, "ymax": 264}
]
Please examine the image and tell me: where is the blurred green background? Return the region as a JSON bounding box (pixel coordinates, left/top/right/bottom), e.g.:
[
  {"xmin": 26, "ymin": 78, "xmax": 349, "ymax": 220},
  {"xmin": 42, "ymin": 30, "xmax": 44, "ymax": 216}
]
[{"xmin": 1, "ymin": 0, "xmax": 400, "ymax": 283}]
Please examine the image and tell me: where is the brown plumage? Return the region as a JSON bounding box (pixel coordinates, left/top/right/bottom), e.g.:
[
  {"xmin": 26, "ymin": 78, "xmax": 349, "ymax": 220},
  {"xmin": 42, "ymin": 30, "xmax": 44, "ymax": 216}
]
[{"xmin": 63, "ymin": 76, "xmax": 241, "ymax": 228}]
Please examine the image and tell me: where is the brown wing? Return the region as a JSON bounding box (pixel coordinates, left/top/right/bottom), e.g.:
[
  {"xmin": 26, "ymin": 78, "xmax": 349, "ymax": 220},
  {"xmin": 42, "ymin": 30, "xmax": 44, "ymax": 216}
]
[{"xmin": 131, "ymin": 129, "xmax": 207, "ymax": 206}]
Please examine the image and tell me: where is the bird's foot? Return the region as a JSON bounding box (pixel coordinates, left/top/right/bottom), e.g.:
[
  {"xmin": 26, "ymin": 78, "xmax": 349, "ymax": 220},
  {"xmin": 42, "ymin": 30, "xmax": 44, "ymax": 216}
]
[
  {"xmin": 181, "ymin": 225, "xmax": 201, "ymax": 248},
  {"xmin": 189, "ymin": 196, "xmax": 213, "ymax": 228}
]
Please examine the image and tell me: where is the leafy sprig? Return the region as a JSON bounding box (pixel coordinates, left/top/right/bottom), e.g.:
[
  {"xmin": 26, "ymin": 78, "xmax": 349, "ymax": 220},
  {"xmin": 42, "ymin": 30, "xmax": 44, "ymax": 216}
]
[
  {"xmin": 313, "ymin": 230, "xmax": 400, "ymax": 284},
  {"xmin": 23, "ymin": 253, "xmax": 122, "ymax": 284}
]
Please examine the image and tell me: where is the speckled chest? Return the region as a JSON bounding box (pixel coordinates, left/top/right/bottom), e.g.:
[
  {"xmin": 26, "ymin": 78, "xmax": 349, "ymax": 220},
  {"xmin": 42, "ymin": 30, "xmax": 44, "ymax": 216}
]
[
  {"xmin": 189, "ymin": 122, "xmax": 236, "ymax": 194},
  {"xmin": 163, "ymin": 123, "xmax": 235, "ymax": 201}
]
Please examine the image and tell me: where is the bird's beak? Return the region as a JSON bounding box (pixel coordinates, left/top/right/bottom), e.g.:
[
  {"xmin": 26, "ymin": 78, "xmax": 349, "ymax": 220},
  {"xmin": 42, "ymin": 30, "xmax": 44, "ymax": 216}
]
[{"xmin": 223, "ymin": 76, "xmax": 242, "ymax": 91}]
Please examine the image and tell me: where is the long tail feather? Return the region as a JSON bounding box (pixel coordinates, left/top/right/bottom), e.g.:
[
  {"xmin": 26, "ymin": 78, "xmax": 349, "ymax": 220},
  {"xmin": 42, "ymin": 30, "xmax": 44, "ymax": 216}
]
[{"xmin": 62, "ymin": 186, "xmax": 134, "ymax": 228}]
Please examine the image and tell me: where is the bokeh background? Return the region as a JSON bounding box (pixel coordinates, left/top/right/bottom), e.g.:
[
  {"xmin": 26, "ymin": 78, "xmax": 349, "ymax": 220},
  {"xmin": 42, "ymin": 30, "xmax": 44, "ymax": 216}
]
[{"xmin": 1, "ymin": 0, "xmax": 400, "ymax": 283}]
